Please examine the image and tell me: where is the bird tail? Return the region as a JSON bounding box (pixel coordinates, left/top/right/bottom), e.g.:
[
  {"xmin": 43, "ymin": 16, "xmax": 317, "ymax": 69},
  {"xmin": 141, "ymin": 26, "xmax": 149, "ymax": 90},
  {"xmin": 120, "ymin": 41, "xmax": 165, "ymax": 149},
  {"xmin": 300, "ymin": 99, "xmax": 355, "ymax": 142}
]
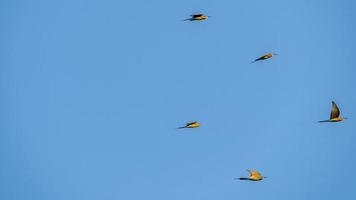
[
  {"xmin": 177, "ymin": 126, "xmax": 186, "ymax": 129},
  {"xmin": 250, "ymin": 59, "xmax": 260, "ymax": 64},
  {"xmin": 183, "ymin": 18, "xmax": 193, "ymax": 21},
  {"xmin": 236, "ymin": 177, "xmax": 249, "ymax": 180},
  {"xmin": 318, "ymin": 120, "xmax": 330, "ymax": 123}
]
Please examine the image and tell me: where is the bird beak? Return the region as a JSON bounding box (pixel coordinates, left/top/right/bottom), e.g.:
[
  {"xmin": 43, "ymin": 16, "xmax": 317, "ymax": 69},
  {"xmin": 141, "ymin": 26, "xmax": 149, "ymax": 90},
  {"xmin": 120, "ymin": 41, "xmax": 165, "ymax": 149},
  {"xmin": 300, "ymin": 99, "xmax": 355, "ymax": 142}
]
[{"xmin": 263, "ymin": 176, "xmax": 268, "ymax": 179}]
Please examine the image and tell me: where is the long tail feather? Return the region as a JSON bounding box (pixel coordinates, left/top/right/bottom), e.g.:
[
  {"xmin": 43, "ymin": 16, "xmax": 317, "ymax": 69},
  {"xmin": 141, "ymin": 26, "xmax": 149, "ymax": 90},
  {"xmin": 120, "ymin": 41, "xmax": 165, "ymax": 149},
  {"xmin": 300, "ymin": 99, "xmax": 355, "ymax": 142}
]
[
  {"xmin": 318, "ymin": 120, "xmax": 331, "ymax": 123},
  {"xmin": 250, "ymin": 58, "xmax": 262, "ymax": 64},
  {"xmin": 236, "ymin": 177, "xmax": 249, "ymax": 180}
]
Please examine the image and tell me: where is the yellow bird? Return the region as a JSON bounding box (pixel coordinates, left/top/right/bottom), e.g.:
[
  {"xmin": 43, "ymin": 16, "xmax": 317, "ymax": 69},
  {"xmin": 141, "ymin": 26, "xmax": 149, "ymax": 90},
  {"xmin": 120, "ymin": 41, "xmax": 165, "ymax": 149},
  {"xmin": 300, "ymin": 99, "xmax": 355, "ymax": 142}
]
[
  {"xmin": 177, "ymin": 121, "xmax": 201, "ymax": 129},
  {"xmin": 235, "ymin": 169, "xmax": 266, "ymax": 181},
  {"xmin": 251, "ymin": 53, "xmax": 277, "ymax": 63},
  {"xmin": 184, "ymin": 14, "xmax": 210, "ymax": 21},
  {"xmin": 319, "ymin": 101, "xmax": 347, "ymax": 123}
]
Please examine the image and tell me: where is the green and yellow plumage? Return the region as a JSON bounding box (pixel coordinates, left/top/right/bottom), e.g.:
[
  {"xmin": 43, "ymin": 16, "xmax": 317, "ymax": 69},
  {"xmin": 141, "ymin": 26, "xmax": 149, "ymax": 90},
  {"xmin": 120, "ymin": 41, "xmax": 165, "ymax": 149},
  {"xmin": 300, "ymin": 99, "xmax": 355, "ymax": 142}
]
[
  {"xmin": 178, "ymin": 121, "xmax": 201, "ymax": 129},
  {"xmin": 184, "ymin": 14, "xmax": 209, "ymax": 21},
  {"xmin": 251, "ymin": 53, "xmax": 277, "ymax": 63},
  {"xmin": 235, "ymin": 169, "xmax": 266, "ymax": 181}
]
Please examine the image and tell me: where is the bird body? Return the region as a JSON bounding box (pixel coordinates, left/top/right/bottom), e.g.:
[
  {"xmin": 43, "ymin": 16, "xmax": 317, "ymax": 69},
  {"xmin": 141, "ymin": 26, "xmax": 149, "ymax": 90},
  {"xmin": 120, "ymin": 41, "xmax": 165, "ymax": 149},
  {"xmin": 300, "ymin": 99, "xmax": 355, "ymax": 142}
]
[
  {"xmin": 319, "ymin": 101, "xmax": 346, "ymax": 123},
  {"xmin": 319, "ymin": 117, "xmax": 344, "ymax": 123},
  {"xmin": 178, "ymin": 121, "xmax": 201, "ymax": 129},
  {"xmin": 184, "ymin": 14, "xmax": 209, "ymax": 21},
  {"xmin": 236, "ymin": 170, "xmax": 266, "ymax": 181},
  {"xmin": 251, "ymin": 53, "xmax": 277, "ymax": 63}
]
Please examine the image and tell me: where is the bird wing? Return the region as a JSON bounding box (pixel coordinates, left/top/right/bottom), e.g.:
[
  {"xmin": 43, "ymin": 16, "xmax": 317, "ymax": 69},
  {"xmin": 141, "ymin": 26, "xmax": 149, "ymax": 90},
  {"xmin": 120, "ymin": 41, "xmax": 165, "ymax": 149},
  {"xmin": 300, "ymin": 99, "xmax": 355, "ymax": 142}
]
[
  {"xmin": 254, "ymin": 54, "xmax": 268, "ymax": 61},
  {"xmin": 251, "ymin": 171, "xmax": 261, "ymax": 176},
  {"xmin": 251, "ymin": 171, "xmax": 262, "ymax": 179},
  {"xmin": 191, "ymin": 14, "xmax": 203, "ymax": 18},
  {"xmin": 330, "ymin": 101, "xmax": 340, "ymax": 119},
  {"xmin": 247, "ymin": 170, "xmax": 262, "ymax": 178},
  {"xmin": 186, "ymin": 122, "xmax": 197, "ymax": 126}
]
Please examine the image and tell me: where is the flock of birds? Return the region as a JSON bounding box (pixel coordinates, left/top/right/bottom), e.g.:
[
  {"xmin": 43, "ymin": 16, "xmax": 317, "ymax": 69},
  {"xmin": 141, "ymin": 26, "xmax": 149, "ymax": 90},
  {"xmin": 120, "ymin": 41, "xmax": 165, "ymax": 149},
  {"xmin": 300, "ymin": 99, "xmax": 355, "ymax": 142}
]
[{"xmin": 177, "ymin": 13, "xmax": 347, "ymax": 181}]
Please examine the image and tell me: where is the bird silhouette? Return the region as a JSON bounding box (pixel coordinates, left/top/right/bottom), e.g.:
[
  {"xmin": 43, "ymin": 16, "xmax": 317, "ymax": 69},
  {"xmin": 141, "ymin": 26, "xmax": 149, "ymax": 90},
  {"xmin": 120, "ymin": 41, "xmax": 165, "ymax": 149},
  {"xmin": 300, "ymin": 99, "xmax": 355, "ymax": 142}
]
[
  {"xmin": 319, "ymin": 101, "xmax": 347, "ymax": 122},
  {"xmin": 177, "ymin": 121, "xmax": 201, "ymax": 129},
  {"xmin": 251, "ymin": 53, "xmax": 277, "ymax": 63},
  {"xmin": 235, "ymin": 170, "xmax": 266, "ymax": 181},
  {"xmin": 184, "ymin": 14, "xmax": 210, "ymax": 21}
]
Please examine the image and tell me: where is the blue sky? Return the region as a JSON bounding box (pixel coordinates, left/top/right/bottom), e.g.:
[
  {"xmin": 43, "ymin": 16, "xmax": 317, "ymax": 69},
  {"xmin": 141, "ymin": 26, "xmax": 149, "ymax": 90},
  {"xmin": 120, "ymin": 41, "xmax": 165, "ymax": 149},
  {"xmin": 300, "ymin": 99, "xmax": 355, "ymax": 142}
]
[{"xmin": 1, "ymin": 0, "xmax": 356, "ymax": 199}]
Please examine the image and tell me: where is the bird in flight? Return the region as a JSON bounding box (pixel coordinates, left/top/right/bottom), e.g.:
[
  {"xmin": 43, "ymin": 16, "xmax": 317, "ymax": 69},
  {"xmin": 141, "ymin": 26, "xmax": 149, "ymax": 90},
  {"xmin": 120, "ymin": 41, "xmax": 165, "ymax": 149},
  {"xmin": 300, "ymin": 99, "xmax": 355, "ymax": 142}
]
[
  {"xmin": 184, "ymin": 14, "xmax": 210, "ymax": 21},
  {"xmin": 235, "ymin": 170, "xmax": 266, "ymax": 181},
  {"xmin": 177, "ymin": 121, "xmax": 201, "ymax": 129},
  {"xmin": 251, "ymin": 53, "xmax": 277, "ymax": 63},
  {"xmin": 319, "ymin": 101, "xmax": 347, "ymax": 122}
]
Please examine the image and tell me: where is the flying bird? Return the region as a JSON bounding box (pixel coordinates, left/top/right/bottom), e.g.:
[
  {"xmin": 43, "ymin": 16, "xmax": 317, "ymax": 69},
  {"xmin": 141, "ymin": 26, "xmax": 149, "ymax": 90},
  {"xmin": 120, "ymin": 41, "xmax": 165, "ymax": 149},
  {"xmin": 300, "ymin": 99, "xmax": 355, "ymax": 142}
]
[
  {"xmin": 184, "ymin": 14, "xmax": 210, "ymax": 21},
  {"xmin": 235, "ymin": 170, "xmax": 266, "ymax": 181},
  {"xmin": 177, "ymin": 121, "xmax": 201, "ymax": 129},
  {"xmin": 319, "ymin": 101, "xmax": 347, "ymax": 122},
  {"xmin": 251, "ymin": 53, "xmax": 277, "ymax": 63}
]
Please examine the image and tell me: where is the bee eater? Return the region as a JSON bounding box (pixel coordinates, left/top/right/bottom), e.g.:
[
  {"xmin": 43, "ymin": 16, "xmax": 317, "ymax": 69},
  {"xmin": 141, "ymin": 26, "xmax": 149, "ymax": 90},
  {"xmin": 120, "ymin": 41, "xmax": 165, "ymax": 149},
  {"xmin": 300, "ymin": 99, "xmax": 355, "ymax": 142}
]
[
  {"xmin": 319, "ymin": 101, "xmax": 347, "ymax": 122},
  {"xmin": 177, "ymin": 121, "xmax": 201, "ymax": 129},
  {"xmin": 235, "ymin": 169, "xmax": 266, "ymax": 181},
  {"xmin": 184, "ymin": 14, "xmax": 210, "ymax": 21},
  {"xmin": 251, "ymin": 53, "xmax": 277, "ymax": 63}
]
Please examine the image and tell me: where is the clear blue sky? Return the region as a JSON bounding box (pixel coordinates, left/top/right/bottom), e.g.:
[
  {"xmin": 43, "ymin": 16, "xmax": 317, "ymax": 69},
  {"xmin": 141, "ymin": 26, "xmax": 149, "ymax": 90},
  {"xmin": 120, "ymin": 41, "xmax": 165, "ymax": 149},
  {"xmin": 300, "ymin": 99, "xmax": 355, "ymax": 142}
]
[{"xmin": 2, "ymin": 0, "xmax": 356, "ymax": 199}]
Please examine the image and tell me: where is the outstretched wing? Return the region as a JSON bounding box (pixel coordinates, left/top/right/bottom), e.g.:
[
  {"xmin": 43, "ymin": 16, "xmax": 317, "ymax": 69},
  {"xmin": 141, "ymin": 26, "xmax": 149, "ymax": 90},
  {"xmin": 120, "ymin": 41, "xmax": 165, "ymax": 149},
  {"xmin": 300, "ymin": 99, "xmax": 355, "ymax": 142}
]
[
  {"xmin": 330, "ymin": 101, "xmax": 340, "ymax": 119},
  {"xmin": 191, "ymin": 14, "xmax": 203, "ymax": 18}
]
